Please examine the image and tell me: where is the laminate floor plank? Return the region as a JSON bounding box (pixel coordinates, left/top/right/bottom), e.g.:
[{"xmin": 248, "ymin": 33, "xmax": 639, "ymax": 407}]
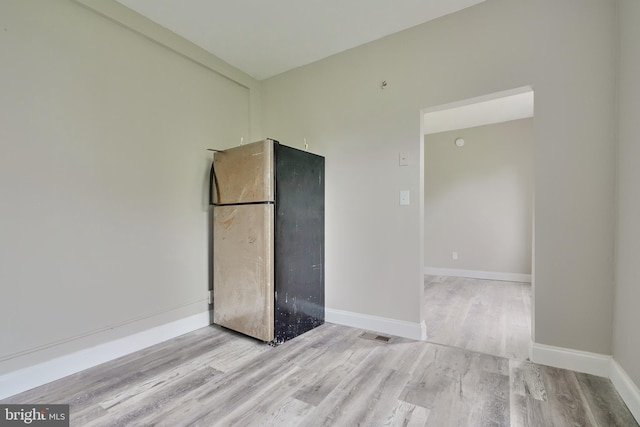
[
  {"xmin": 3, "ymin": 328, "xmax": 247, "ymax": 423},
  {"xmin": 75, "ymin": 329, "xmax": 267, "ymax": 426},
  {"xmin": 82, "ymin": 366, "xmax": 222, "ymax": 427},
  {"xmin": 194, "ymin": 365, "xmax": 310, "ymax": 427},
  {"xmin": 510, "ymin": 360, "xmax": 547, "ymax": 402},
  {"xmin": 293, "ymin": 356, "xmax": 360, "ymax": 407},
  {"xmin": 301, "ymin": 348, "xmax": 406, "ymax": 427},
  {"xmin": 383, "ymin": 400, "xmax": 430, "ymax": 427},
  {"xmin": 258, "ymin": 398, "xmax": 316, "ymax": 426},
  {"xmin": 201, "ymin": 331, "xmax": 270, "ymax": 373},
  {"xmin": 400, "ymin": 344, "xmax": 510, "ymax": 426},
  {"xmin": 375, "ymin": 338, "xmax": 433, "ymax": 376},
  {"xmin": 351, "ymin": 368, "xmax": 412, "ymax": 427},
  {"xmin": 575, "ymin": 372, "xmax": 639, "ymax": 427},
  {"xmin": 94, "ymin": 338, "xmax": 253, "ymax": 413},
  {"xmin": 1, "ymin": 328, "xmax": 227, "ymax": 406},
  {"xmin": 511, "ymin": 363, "xmax": 598, "ymax": 427},
  {"xmin": 424, "ymin": 275, "xmax": 531, "ymax": 361},
  {"xmin": 504, "ymin": 285, "xmax": 532, "ymax": 361},
  {"xmin": 141, "ymin": 326, "xmax": 344, "ymax": 426},
  {"xmin": 138, "ymin": 353, "xmax": 301, "ymax": 425}
]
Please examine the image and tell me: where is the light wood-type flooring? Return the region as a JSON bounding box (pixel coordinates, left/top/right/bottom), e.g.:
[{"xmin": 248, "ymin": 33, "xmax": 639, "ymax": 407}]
[
  {"xmin": 3, "ymin": 278, "xmax": 637, "ymax": 426},
  {"xmin": 424, "ymin": 275, "xmax": 531, "ymax": 361}
]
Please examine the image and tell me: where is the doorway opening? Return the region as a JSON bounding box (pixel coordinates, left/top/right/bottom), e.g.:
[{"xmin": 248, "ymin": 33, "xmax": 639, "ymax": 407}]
[{"xmin": 419, "ymin": 86, "xmax": 534, "ymax": 361}]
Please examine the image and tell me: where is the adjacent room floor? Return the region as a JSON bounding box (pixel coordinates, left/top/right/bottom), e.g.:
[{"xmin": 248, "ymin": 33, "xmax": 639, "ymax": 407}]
[{"xmin": 424, "ymin": 275, "xmax": 531, "ymax": 361}]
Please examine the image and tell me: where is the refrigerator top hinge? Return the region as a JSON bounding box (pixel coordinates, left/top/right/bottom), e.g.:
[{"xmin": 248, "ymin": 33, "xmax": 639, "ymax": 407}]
[{"xmin": 208, "ymin": 290, "xmax": 213, "ymax": 305}]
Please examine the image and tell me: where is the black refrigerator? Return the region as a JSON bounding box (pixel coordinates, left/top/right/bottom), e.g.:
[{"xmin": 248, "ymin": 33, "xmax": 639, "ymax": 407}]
[{"xmin": 210, "ymin": 139, "xmax": 324, "ymax": 344}]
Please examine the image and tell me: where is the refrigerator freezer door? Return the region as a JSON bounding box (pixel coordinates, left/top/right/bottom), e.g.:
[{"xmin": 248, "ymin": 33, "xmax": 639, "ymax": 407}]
[
  {"xmin": 212, "ymin": 140, "xmax": 274, "ymax": 205},
  {"xmin": 213, "ymin": 204, "xmax": 274, "ymax": 342}
]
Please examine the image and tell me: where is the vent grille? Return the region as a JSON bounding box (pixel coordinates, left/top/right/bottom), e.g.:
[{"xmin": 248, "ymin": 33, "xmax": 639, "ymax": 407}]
[{"xmin": 359, "ymin": 332, "xmax": 392, "ymax": 343}]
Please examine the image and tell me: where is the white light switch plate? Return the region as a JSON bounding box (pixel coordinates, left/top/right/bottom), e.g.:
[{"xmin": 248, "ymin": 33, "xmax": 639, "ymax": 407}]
[
  {"xmin": 399, "ymin": 152, "xmax": 409, "ymax": 166},
  {"xmin": 400, "ymin": 190, "xmax": 410, "ymax": 205}
]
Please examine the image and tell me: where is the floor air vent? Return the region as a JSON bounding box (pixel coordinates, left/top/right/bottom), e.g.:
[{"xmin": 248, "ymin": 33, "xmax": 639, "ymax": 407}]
[{"xmin": 359, "ymin": 332, "xmax": 392, "ymax": 343}]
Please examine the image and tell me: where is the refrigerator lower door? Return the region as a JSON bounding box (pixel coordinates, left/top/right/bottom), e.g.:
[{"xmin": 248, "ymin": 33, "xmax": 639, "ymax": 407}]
[{"xmin": 213, "ymin": 204, "xmax": 274, "ymax": 342}]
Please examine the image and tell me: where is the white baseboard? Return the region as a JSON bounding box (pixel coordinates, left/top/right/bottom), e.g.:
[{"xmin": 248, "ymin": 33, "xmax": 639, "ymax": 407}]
[
  {"xmin": 424, "ymin": 267, "xmax": 531, "ymax": 283},
  {"xmin": 0, "ymin": 311, "xmax": 210, "ymax": 400},
  {"xmin": 610, "ymin": 359, "xmax": 640, "ymax": 423},
  {"xmin": 325, "ymin": 308, "xmax": 425, "ymax": 341},
  {"xmin": 530, "ymin": 342, "xmax": 612, "ymax": 378}
]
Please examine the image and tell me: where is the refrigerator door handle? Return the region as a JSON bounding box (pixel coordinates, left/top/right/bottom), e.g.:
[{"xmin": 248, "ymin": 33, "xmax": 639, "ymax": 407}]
[
  {"xmin": 207, "ymin": 147, "xmax": 224, "ymax": 206},
  {"xmin": 209, "ymin": 161, "xmax": 220, "ymax": 206}
]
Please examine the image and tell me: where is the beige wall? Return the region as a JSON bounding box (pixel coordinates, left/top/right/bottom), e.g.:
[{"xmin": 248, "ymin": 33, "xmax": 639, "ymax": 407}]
[
  {"xmin": 614, "ymin": 0, "xmax": 640, "ymax": 387},
  {"xmin": 0, "ymin": 0, "xmax": 257, "ymax": 373},
  {"xmin": 263, "ymin": 0, "xmax": 617, "ymax": 354},
  {"xmin": 424, "ymin": 119, "xmax": 533, "ymax": 274}
]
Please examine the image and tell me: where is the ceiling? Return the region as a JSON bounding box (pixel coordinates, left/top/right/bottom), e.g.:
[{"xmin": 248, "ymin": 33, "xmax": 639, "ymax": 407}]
[
  {"xmin": 116, "ymin": 0, "xmax": 485, "ymax": 80},
  {"xmin": 423, "ymin": 90, "xmax": 534, "ymax": 135}
]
